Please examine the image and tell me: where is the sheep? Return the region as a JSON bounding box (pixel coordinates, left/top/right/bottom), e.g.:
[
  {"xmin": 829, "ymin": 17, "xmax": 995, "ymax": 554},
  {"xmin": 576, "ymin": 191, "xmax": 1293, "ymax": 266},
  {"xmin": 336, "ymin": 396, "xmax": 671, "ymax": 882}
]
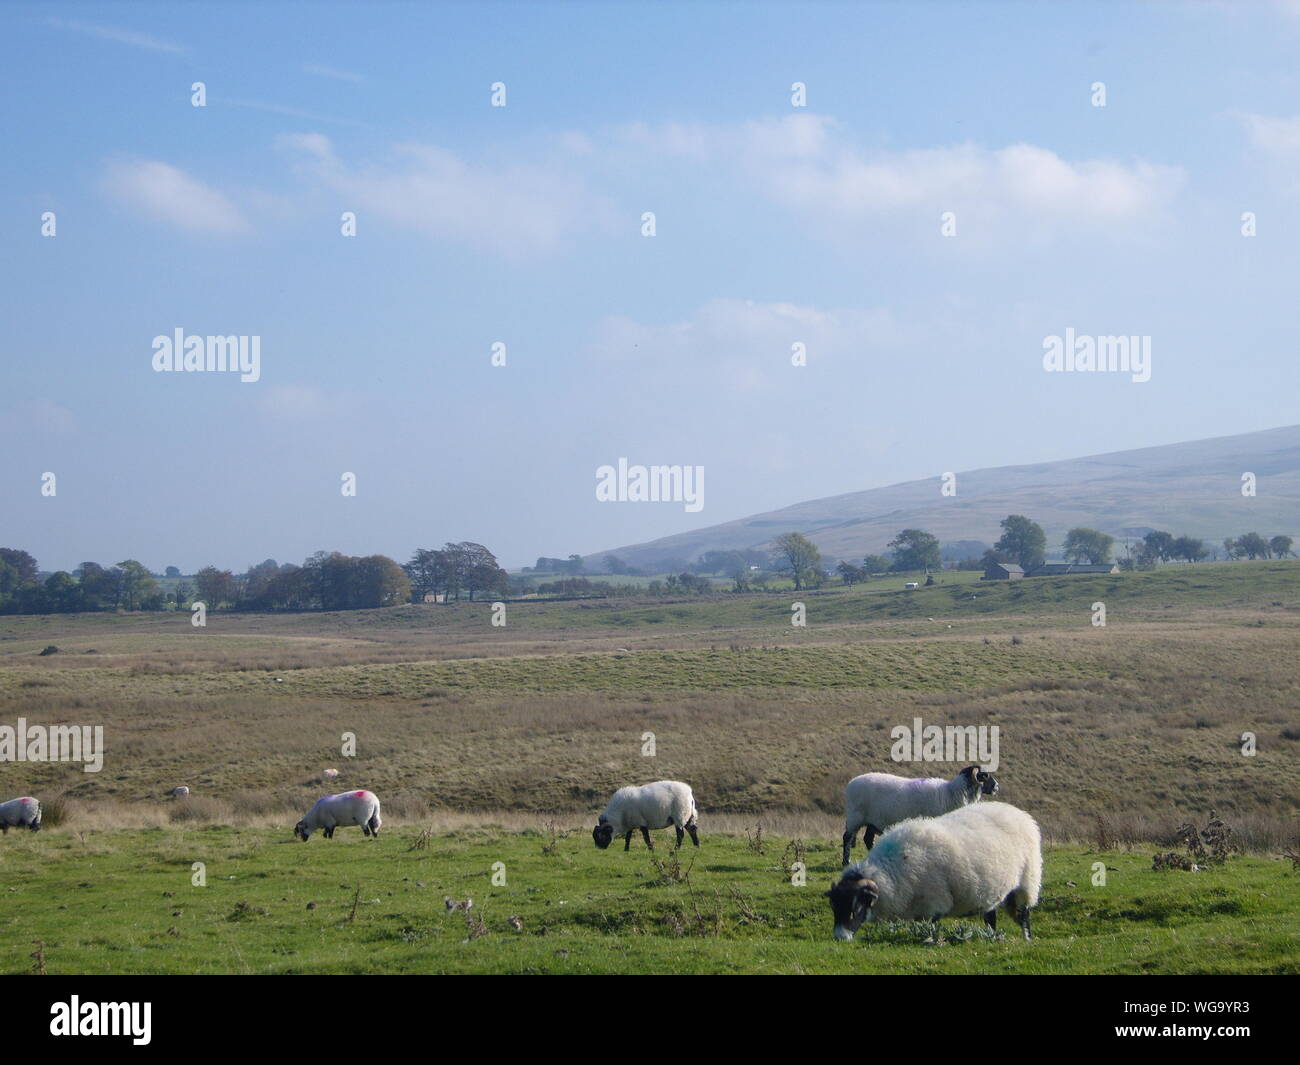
[
  {"xmin": 826, "ymin": 801, "xmax": 1041, "ymax": 941},
  {"xmin": 169, "ymin": 786, "xmax": 190, "ymax": 798},
  {"xmin": 0, "ymin": 796, "xmax": 42, "ymax": 833},
  {"xmin": 294, "ymin": 790, "xmax": 382, "ymax": 841},
  {"xmin": 592, "ymin": 780, "xmax": 699, "ymax": 851},
  {"xmin": 841, "ymin": 764, "xmax": 998, "ymax": 865},
  {"xmin": 322, "ymin": 768, "xmax": 340, "ymax": 779}
]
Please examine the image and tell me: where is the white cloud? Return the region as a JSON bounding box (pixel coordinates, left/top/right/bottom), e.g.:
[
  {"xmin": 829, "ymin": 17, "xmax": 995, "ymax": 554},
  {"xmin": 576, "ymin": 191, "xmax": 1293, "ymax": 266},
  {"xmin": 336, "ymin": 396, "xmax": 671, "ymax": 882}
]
[
  {"xmin": 103, "ymin": 159, "xmax": 250, "ymax": 235},
  {"xmin": 591, "ymin": 298, "xmax": 909, "ymax": 391},
  {"xmin": 619, "ymin": 114, "xmax": 1181, "ymax": 235},
  {"xmin": 279, "ymin": 133, "xmax": 610, "ymax": 258},
  {"xmin": 46, "ymin": 17, "xmax": 184, "ymax": 55},
  {"xmin": 1238, "ymin": 112, "xmax": 1300, "ymax": 154}
]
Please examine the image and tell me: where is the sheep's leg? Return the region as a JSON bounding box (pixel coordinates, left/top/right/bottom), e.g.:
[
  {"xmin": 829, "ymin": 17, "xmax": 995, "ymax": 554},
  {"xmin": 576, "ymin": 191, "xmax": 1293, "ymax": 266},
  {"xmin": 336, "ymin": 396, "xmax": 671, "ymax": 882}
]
[
  {"xmin": 983, "ymin": 909, "xmax": 997, "ymax": 932},
  {"xmin": 685, "ymin": 823, "xmax": 699, "ymax": 847},
  {"xmin": 841, "ymin": 829, "xmax": 854, "ymax": 866},
  {"xmin": 674, "ymin": 825, "xmax": 684, "ymax": 849},
  {"xmin": 640, "ymin": 826, "xmax": 654, "ymax": 850},
  {"xmin": 863, "ymin": 825, "xmax": 879, "ymax": 851},
  {"xmin": 1, "ymin": 825, "xmax": 7, "ymax": 835},
  {"xmin": 623, "ymin": 830, "xmax": 633, "ymax": 851},
  {"xmin": 1018, "ymin": 907, "xmax": 1032, "ymax": 941}
]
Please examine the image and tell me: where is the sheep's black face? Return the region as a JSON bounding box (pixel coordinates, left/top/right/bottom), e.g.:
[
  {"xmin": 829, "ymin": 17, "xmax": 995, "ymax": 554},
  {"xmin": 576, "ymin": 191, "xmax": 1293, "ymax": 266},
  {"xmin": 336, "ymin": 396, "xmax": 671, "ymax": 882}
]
[
  {"xmin": 977, "ymin": 771, "xmax": 999, "ymax": 796},
  {"xmin": 825, "ymin": 874, "xmax": 878, "ymax": 941},
  {"xmin": 29, "ymin": 821, "xmax": 41, "ymax": 832},
  {"xmin": 294, "ymin": 821, "xmax": 310, "ymax": 842},
  {"xmin": 592, "ymin": 823, "xmax": 614, "ymax": 850}
]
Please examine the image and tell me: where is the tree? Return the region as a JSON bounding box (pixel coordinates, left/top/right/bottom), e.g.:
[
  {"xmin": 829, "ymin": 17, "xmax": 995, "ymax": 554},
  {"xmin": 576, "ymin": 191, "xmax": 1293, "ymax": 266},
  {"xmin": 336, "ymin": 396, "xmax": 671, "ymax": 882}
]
[
  {"xmin": 194, "ymin": 566, "xmax": 236, "ymax": 610},
  {"xmin": 43, "ymin": 571, "xmax": 82, "ymax": 612},
  {"xmin": 1269, "ymin": 535, "xmax": 1294, "ymax": 559},
  {"xmin": 0, "ymin": 549, "xmax": 39, "ymax": 596},
  {"xmin": 773, "ymin": 532, "xmax": 822, "ymax": 591},
  {"xmin": 1236, "ymin": 532, "xmax": 1270, "ymax": 560},
  {"xmin": 351, "ymin": 555, "xmax": 411, "ymax": 607},
  {"xmin": 888, "ymin": 529, "xmax": 941, "ymax": 573},
  {"xmin": 1062, "ymin": 528, "xmax": 1115, "ymax": 565},
  {"xmin": 164, "ymin": 566, "xmax": 181, "ymax": 579},
  {"xmin": 604, "ymin": 554, "xmax": 628, "ymax": 575},
  {"xmin": 1223, "ymin": 537, "xmax": 1241, "ymax": 560},
  {"xmin": 116, "ymin": 560, "xmax": 158, "ymax": 611},
  {"xmin": 1143, "ymin": 531, "xmax": 1175, "ymax": 563},
  {"xmin": 837, "ymin": 561, "xmax": 865, "ymax": 587},
  {"xmin": 993, "ymin": 516, "xmax": 1046, "ymax": 570},
  {"xmin": 862, "ymin": 554, "xmax": 892, "ymax": 574},
  {"xmin": 1170, "ymin": 536, "xmax": 1206, "ymax": 563}
]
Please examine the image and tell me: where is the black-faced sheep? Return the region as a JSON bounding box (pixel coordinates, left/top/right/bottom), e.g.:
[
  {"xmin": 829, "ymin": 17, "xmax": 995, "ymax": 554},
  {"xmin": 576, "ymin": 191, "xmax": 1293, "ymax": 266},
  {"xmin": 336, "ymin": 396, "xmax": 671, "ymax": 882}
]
[
  {"xmin": 592, "ymin": 780, "xmax": 699, "ymax": 851},
  {"xmin": 826, "ymin": 801, "xmax": 1040, "ymax": 941},
  {"xmin": 842, "ymin": 764, "xmax": 998, "ymax": 865},
  {"xmin": 294, "ymin": 790, "xmax": 382, "ymax": 841}
]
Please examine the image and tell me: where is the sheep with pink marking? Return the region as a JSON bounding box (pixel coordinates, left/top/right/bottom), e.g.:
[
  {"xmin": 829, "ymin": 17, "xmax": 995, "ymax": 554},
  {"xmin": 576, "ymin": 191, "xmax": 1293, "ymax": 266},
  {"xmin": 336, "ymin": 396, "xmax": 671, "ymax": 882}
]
[
  {"xmin": 0, "ymin": 796, "xmax": 42, "ymax": 833},
  {"xmin": 294, "ymin": 790, "xmax": 382, "ymax": 841}
]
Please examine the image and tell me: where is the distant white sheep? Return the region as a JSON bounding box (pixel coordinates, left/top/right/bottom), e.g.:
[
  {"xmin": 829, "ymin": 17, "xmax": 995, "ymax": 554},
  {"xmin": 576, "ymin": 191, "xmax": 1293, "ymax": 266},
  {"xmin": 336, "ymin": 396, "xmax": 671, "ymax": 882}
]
[
  {"xmin": 169, "ymin": 786, "xmax": 190, "ymax": 798},
  {"xmin": 826, "ymin": 802, "xmax": 1041, "ymax": 941},
  {"xmin": 322, "ymin": 768, "xmax": 340, "ymax": 779},
  {"xmin": 592, "ymin": 780, "xmax": 699, "ymax": 851},
  {"xmin": 0, "ymin": 796, "xmax": 42, "ymax": 833},
  {"xmin": 842, "ymin": 765, "xmax": 998, "ymax": 865},
  {"xmin": 294, "ymin": 790, "xmax": 382, "ymax": 841}
]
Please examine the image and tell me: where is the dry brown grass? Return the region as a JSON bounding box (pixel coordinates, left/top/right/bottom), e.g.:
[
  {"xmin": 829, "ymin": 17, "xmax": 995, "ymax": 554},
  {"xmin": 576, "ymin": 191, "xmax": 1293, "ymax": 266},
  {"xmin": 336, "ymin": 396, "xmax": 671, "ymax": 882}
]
[{"xmin": 1, "ymin": 604, "xmax": 1297, "ymax": 851}]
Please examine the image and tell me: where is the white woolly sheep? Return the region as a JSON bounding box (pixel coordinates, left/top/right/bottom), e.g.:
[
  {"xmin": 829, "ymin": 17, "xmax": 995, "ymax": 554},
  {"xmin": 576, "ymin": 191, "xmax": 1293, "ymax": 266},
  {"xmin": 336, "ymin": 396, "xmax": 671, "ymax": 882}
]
[
  {"xmin": 842, "ymin": 764, "xmax": 998, "ymax": 865},
  {"xmin": 592, "ymin": 780, "xmax": 699, "ymax": 851},
  {"xmin": 294, "ymin": 789, "xmax": 382, "ymax": 841},
  {"xmin": 0, "ymin": 796, "xmax": 42, "ymax": 833},
  {"xmin": 169, "ymin": 786, "xmax": 190, "ymax": 798},
  {"xmin": 322, "ymin": 768, "xmax": 340, "ymax": 779},
  {"xmin": 826, "ymin": 802, "xmax": 1041, "ymax": 941}
]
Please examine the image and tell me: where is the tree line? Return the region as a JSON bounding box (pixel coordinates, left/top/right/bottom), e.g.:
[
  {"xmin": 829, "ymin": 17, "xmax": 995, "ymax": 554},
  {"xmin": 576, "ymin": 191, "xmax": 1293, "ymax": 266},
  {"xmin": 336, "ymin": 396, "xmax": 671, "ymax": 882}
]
[{"xmin": 0, "ymin": 542, "xmax": 511, "ymax": 616}]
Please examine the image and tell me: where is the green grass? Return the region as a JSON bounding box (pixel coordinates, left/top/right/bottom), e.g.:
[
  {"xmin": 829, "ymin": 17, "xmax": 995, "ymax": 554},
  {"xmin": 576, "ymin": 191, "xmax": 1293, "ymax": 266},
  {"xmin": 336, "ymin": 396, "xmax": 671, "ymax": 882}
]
[{"xmin": 3, "ymin": 827, "xmax": 1294, "ymax": 974}]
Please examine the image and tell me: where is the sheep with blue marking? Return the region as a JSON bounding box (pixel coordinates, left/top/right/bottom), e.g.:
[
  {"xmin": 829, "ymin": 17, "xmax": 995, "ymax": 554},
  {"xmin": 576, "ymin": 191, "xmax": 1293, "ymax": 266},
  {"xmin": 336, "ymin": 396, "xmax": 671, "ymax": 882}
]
[
  {"xmin": 841, "ymin": 764, "xmax": 997, "ymax": 865},
  {"xmin": 592, "ymin": 780, "xmax": 699, "ymax": 851},
  {"xmin": 294, "ymin": 789, "xmax": 382, "ymax": 841},
  {"xmin": 0, "ymin": 796, "xmax": 42, "ymax": 833},
  {"xmin": 826, "ymin": 802, "xmax": 1041, "ymax": 941}
]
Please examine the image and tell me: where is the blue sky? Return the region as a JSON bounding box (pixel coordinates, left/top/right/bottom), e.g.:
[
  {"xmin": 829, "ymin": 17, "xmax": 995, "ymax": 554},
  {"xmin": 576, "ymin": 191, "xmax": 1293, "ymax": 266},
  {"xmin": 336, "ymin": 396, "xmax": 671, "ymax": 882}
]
[{"xmin": 3, "ymin": 1, "xmax": 1299, "ymax": 573}]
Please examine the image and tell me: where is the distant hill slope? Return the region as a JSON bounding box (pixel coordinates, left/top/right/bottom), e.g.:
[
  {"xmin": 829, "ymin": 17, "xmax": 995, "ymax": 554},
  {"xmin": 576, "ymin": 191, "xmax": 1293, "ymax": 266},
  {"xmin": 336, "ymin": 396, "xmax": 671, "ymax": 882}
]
[{"xmin": 587, "ymin": 424, "xmax": 1300, "ymax": 569}]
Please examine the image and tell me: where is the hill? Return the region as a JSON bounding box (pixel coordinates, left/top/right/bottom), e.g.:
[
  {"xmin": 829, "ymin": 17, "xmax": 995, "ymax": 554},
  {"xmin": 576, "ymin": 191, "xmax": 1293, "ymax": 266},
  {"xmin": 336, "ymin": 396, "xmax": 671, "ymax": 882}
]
[{"xmin": 586, "ymin": 424, "xmax": 1300, "ymax": 570}]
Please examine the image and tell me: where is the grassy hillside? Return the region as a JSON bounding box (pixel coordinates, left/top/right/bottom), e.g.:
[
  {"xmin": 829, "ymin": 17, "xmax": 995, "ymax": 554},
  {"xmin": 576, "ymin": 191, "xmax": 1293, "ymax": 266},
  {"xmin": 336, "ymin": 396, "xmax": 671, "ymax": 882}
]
[{"xmin": 587, "ymin": 423, "xmax": 1300, "ymax": 570}]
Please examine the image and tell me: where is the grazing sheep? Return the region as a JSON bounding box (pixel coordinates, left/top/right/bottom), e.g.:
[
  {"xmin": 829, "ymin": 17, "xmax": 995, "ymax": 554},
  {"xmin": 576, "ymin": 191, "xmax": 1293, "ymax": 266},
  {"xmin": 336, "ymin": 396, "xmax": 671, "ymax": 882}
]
[
  {"xmin": 842, "ymin": 765, "xmax": 998, "ymax": 865},
  {"xmin": 322, "ymin": 768, "xmax": 340, "ymax": 779},
  {"xmin": 169, "ymin": 786, "xmax": 190, "ymax": 798},
  {"xmin": 294, "ymin": 790, "xmax": 382, "ymax": 841},
  {"xmin": 826, "ymin": 802, "xmax": 1041, "ymax": 941},
  {"xmin": 0, "ymin": 796, "xmax": 42, "ymax": 833},
  {"xmin": 592, "ymin": 780, "xmax": 699, "ymax": 851}
]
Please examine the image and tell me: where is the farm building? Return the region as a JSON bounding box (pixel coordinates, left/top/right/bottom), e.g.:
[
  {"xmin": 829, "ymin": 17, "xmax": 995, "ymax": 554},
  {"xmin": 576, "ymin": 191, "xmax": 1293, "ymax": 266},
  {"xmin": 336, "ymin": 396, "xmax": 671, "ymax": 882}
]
[
  {"xmin": 983, "ymin": 562, "xmax": 1025, "ymax": 580},
  {"xmin": 1026, "ymin": 563, "xmax": 1120, "ymax": 577}
]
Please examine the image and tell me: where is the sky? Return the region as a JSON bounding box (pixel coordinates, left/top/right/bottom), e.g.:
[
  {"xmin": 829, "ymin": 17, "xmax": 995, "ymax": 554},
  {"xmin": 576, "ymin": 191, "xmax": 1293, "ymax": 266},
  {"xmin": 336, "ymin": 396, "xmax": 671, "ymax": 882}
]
[{"xmin": 2, "ymin": 0, "xmax": 1299, "ymax": 573}]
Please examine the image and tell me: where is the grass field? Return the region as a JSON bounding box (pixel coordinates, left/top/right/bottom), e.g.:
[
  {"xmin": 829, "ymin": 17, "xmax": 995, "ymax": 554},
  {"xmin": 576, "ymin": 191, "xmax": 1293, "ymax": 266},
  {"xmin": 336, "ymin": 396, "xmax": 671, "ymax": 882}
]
[
  {"xmin": 2, "ymin": 826, "xmax": 1295, "ymax": 975},
  {"xmin": 1, "ymin": 560, "xmax": 1298, "ymax": 973}
]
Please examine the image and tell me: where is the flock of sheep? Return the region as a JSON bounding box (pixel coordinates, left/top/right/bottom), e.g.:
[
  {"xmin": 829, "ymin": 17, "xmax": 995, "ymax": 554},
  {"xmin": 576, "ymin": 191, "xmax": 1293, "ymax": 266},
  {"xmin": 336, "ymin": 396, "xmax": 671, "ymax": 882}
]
[{"xmin": 1, "ymin": 763, "xmax": 1041, "ymax": 943}]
